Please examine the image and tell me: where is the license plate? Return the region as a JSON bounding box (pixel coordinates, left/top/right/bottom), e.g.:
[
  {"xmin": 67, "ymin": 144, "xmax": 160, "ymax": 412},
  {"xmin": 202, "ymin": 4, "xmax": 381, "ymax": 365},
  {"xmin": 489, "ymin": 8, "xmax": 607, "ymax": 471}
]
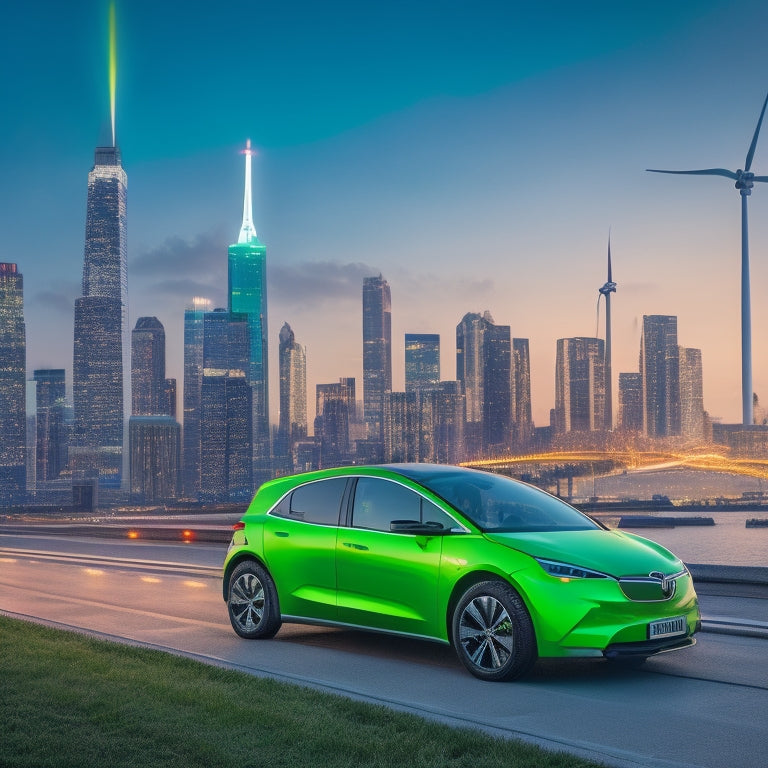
[{"xmin": 648, "ymin": 616, "xmax": 686, "ymax": 639}]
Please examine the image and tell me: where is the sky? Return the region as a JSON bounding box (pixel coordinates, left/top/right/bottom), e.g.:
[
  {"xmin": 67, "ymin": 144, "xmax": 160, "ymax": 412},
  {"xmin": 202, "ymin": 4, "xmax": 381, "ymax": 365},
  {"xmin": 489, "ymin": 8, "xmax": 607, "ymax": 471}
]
[{"xmin": 4, "ymin": 0, "xmax": 768, "ymax": 430}]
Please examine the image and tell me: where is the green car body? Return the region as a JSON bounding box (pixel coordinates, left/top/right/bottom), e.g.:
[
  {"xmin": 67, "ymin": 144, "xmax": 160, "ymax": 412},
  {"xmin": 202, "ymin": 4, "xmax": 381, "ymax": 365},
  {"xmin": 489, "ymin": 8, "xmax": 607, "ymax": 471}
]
[{"xmin": 223, "ymin": 464, "xmax": 700, "ymax": 681}]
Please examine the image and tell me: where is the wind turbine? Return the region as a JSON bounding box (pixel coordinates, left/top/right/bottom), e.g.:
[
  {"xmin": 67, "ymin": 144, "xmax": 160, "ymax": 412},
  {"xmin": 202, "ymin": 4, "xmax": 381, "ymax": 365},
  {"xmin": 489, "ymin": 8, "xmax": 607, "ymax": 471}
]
[
  {"xmin": 648, "ymin": 91, "xmax": 768, "ymax": 427},
  {"xmin": 598, "ymin": 234, "xmax": 617, "ymax": 431}
]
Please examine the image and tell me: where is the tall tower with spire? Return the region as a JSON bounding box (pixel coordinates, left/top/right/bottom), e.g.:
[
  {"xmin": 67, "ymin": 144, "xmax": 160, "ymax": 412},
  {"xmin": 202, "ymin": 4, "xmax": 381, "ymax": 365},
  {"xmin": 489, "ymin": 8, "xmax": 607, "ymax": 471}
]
[
  {"xmin": 228, "ymin": 140, "xmax": 270, "ymax": 482},
  {"xmin": 71, "ymin": 7, "xmax": 128, "ymax": 489},
  {"xmin": 598, "ymin": 236, "xmax": 616, "ymax": 431}
]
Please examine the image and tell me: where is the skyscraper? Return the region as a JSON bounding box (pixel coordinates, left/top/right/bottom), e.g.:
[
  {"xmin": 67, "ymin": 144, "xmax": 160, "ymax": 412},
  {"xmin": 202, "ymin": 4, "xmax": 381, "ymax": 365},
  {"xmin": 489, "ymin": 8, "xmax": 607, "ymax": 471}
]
[
  {"xmin": 362, "ymin": 275, "xmax": 392, "ymax": 447},
  {"xmin": 482, "ymin": 322, "xmax": 511, "ymax": 451},
  {"xmin": 131, "ymin": 317, "xmax": 166, "ymax": 415},
  {"xmin": 456, "ymin": 311, "xmax": 512, "ymax": 455},
  {"xmin": 278, "ymin": 322, "xmax": 307, "ymax": 443},
  {"xmin": 71, "ymin": 144, "xmax": 128, "ymax": 488},
  {"xmin": 383, "ymin": 391, "xmax": 418, "ymax": 462},
  {"xmin": 417, "ymin": 381, "xmax": 465, "ymax": 464},
  {"xmin": 511, "ymin": 338, "xmax": 533, "ymax": 448},
  {"xmin": 33, "ymin": 369, "xmax": 68, "ymax": 486},
  {"xmin": 456, "ymin": 312, "xmax": 485, "ymax": 431},
  {"xmin": 129, "ymin": 316, "xmax": 180, "ymax": 503},
  {"xmin": 199, "ymin": 309, "xmax": 252, "ymax": 501},
  {"xmin": 405, "ymin": 333, "xmax": 440, "ymax": 392},
  {"xmin": 554, "ymin": 337, "xmax": 605, "ymax": 433},
  {"xmin": 228, "ymin": 140, "xmax": 270, "ymax": 482},
  {"xmin": 129, "ymin": 416, "xmax": 180, "ymax": 503},
  {"xmin": 0, "ymin": 263, "xmax": 26, "ymax": 501},
  {"xmin": 640, "ymin": 315, "xmax": 680, "ymax": 438},
  {"xmin": 315, "ymin": 379, "xmax": 355, "ymax": 468},
  {"xmin": 182, "ymin": 297, "xmax": 210, "ymax": 499},
  {"xmin": 618, "ymin": 372, "xmax": 643, "ymax": 432},
  {"xmin": 679, "ymin": 347, "xmax": 704, "ymax": 440}
]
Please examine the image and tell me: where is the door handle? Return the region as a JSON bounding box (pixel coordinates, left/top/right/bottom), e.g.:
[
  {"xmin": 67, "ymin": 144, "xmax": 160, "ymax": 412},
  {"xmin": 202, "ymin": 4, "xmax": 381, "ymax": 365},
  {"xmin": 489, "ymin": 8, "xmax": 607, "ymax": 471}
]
[{"xmin": 342, "ymin": 542, "xmax": 369, "ymax": 551}]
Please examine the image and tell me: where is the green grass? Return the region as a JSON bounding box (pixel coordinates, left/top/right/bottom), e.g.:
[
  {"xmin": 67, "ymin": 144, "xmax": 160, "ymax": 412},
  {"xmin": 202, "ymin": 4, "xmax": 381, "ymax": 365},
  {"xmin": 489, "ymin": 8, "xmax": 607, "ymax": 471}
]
[{"xmin": 0, "ymin": 615, "xmax": 602, "ymax": 768}]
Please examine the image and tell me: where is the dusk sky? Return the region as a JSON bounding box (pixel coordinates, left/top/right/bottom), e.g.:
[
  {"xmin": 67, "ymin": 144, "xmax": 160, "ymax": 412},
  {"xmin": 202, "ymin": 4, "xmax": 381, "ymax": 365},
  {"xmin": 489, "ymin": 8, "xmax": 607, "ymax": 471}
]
[{"xmin": 4, "ymin": 0, "xmax": 768, "ymax": 429}]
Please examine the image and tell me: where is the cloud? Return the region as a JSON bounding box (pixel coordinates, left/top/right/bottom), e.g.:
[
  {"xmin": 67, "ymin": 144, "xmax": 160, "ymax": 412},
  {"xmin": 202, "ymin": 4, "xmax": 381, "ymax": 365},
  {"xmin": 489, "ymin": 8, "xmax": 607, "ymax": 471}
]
[
  {"xmin": 130, "ymin": 229, "xmax": 229, "ymax": 309},
  {"xmin": 131, "ymin": 228, "xmax": 229, "ymax": 275},
  {"xmin": 29, "ymin": 281, "xmax": 80, "ymax": 316},
  {"xmin": 269, "ymin": 260, "xmax": 377, "ymax": 307}
]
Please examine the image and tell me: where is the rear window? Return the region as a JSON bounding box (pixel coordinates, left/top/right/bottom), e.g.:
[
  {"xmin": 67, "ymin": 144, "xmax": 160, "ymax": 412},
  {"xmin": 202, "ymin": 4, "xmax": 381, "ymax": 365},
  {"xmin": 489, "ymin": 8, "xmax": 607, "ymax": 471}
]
[{"xmin": 271, "ymin": 478, "xmax": 347, "ymax": 526}]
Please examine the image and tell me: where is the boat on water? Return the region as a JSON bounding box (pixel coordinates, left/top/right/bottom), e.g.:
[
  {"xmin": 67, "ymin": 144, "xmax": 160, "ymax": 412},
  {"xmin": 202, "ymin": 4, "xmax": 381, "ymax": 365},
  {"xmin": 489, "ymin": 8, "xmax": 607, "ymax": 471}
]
[{"xmin": 618, "ymin": 516, "xmax": 715, "ymax": 529}]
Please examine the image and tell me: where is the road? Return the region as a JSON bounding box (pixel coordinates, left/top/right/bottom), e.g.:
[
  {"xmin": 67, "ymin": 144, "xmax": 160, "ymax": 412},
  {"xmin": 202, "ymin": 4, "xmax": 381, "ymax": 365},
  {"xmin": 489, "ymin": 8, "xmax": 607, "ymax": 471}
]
[{"xmin": 1, "ymin": 533, "xmax": 766, "ymax": 768}]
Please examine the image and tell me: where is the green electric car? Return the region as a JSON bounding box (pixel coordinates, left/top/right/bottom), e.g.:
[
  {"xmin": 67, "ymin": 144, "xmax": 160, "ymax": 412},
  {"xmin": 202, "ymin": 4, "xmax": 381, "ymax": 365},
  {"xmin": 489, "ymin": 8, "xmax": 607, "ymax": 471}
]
[{"xmin": 223, "ymin": 464, "xmax": 700, "ymax": 681}]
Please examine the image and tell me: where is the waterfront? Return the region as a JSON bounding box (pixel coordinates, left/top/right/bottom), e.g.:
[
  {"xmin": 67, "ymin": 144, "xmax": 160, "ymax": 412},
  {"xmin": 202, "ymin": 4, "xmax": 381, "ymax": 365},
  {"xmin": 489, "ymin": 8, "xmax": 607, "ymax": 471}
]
[{"xmin": 599, "ymin": 510, "xmax": 768, "ymax": 567}]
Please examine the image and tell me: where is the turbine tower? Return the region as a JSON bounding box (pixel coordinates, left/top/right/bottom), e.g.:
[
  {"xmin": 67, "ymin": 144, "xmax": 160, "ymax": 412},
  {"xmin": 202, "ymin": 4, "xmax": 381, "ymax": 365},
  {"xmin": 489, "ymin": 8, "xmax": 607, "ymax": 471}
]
[
  {"xmin": 648, "ymin": 91, "xmax": 768, "ymax": 426},
  {"xmin": 598, "ymin": 235, "xmax": 617, "ymax": 431}
]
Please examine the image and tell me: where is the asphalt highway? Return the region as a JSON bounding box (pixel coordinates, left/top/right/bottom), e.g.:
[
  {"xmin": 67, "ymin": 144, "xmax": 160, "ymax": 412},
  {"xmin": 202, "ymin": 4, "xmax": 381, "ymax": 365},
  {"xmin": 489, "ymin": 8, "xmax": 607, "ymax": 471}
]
[{"xmin": 1, "ymin": 533, "xmax": 767, "ymax": 768}]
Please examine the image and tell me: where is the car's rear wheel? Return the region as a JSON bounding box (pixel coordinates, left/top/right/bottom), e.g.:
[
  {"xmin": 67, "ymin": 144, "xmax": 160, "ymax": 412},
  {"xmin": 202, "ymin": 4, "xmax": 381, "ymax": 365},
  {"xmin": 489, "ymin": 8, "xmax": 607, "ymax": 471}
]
[
  {"xmin": 227, "ymin": 560, "xmax": 281, "ymax": 639},
  {"xmin": 451, "ymin": 580, "xmax": 536, "ymax": 681}
]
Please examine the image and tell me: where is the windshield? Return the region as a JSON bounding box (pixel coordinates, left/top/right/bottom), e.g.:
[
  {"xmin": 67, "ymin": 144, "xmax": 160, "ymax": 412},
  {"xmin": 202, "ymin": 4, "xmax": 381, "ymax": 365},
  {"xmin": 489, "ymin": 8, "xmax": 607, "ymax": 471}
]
[{"xmin": 393, "ymin": 466, "xmax": 600, "ymax": 533}]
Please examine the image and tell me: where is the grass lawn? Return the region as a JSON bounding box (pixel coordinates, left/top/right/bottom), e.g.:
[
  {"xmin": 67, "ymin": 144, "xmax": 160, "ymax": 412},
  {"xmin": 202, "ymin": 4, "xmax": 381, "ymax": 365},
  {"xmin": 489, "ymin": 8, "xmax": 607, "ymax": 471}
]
[{"xmin": 0, "ymin": 615, "xmax": 604, "ymax": 768}]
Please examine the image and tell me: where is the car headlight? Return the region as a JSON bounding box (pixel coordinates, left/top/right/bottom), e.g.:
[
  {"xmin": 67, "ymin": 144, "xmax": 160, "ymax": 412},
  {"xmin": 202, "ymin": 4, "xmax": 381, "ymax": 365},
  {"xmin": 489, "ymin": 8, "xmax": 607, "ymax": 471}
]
[{"xmin": 534, "ymin": 558, "xmax": 611, "ymax": 581}]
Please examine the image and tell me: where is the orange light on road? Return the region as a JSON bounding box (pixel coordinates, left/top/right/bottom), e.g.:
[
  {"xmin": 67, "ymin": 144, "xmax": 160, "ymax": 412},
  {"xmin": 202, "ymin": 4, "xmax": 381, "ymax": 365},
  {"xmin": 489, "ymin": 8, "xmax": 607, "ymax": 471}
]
[
  {"xmin": 181, "ymin": 529, "xmax": 196, "ymax": 543},
  {"xmin": 127, "ymin": 530, "xmax": 140, "ymax": 539}
]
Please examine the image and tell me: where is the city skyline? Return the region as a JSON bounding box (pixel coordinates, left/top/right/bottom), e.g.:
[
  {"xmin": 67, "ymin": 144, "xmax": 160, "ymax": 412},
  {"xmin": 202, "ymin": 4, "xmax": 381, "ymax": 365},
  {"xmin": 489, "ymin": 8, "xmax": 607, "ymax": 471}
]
[{"xmin": 5, "ymin": 2, "xmax": 768, "ymax": 429}]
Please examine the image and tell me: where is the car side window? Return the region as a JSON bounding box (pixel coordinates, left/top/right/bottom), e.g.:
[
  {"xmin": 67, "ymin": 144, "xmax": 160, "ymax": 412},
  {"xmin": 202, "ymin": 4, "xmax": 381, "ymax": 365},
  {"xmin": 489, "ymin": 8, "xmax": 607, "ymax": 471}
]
[
  {"xmin": 272, "ymin": 478, "xmax": 347, "ymax": 526},
  {"xmin": 352, "ymin": 478, "xmax": 456, "ymax": 532},
  {"xmin": 421, "ymin": 498, "xmax": 457, "ymax": 530}
]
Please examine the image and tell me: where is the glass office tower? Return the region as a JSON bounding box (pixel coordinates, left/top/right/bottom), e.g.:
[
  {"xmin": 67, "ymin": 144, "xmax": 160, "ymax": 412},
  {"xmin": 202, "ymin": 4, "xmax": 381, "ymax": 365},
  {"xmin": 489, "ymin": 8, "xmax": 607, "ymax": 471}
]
[
  {"xmin": 362, "ymin": 275, "xmax": 392, "ymax": 446},
  {"xmin": 182, "ymin": 297, "xmax": 210, "ymax": 498},
  {"xmin": 228, "ymin": 141, "xmax": 270, "ymax": 482},
  {"xmin": 0, "ymin": 263, "xmax": 26, "ymax": 502},
  {"xmin": 405, "ymin": 333, "xmax": 440, "ymax": 392},
  {"xmin": 640, "ymin": 315, "xmax": 680, "ymax": 438},
  {"xmin": 71, "ymin": 146, "xmax": 128, "ymax": 487}
]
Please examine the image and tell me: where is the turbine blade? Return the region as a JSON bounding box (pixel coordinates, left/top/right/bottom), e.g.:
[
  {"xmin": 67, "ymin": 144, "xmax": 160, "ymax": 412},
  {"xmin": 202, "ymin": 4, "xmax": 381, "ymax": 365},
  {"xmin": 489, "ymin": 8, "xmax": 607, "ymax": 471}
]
[
  {"xmin": 647, "ymin": 168, "xmax": 739, "ymax": 179},
  {"xmin": 745, "ymin": 91, "xmax": 768, "ymax": 172},
  {"xmin": 752, "ymin": 176, "xmax": 768, "ymax": 182}
]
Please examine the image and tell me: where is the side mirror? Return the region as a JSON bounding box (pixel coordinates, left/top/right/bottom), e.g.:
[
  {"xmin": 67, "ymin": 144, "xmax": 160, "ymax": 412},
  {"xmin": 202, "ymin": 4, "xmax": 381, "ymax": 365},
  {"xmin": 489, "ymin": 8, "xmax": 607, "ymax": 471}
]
[{"xmin": 390, "ymin": 519, "xmax": 449, "ymax": 535}]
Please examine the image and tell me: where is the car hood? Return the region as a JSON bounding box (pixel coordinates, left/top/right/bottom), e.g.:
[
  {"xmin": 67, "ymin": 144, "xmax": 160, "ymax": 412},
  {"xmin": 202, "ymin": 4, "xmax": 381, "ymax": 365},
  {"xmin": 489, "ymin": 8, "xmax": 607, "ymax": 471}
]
[{"xmin": 484, "ymin": 529, "xmax": 684, "ymax": 578}]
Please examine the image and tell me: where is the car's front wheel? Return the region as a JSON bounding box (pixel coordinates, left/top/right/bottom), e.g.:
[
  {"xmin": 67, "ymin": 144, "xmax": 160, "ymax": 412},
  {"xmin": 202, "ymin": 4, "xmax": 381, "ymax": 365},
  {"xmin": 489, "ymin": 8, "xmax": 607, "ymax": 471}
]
[
  {"xmin": 227, "ymin": 560, "xmax": 281, "ymax": 639},
  {"xmin": 451, "ymin": 580, "xmax": 536, "ymax": 681}
]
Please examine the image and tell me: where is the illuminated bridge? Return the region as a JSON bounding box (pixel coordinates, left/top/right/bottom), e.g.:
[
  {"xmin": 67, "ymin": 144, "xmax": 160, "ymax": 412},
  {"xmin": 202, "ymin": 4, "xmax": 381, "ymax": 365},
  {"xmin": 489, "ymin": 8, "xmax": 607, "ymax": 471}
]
[{"xmin": 462, "ymin": 449, "xmax": 768, "ymax": 481}]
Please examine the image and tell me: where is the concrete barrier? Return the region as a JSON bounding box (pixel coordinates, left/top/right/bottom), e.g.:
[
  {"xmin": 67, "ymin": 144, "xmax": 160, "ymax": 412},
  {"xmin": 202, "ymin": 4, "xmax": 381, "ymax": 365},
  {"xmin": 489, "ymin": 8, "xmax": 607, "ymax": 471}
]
[{"xmin": 687, "ymin": 563, "xmax": 768, "ymax": 585}]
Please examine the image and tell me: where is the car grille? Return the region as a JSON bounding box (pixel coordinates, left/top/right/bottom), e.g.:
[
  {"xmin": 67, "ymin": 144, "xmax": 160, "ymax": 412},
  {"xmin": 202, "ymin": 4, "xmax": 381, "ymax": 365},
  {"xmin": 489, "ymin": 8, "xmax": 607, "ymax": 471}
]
[{"xmin": 618, "ymin": 570, "xmax": 686, "ymax": 602}]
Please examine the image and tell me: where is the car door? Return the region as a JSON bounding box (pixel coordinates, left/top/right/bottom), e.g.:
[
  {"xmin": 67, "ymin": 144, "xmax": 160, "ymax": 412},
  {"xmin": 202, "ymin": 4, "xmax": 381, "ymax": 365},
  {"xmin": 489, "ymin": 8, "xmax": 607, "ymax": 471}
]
[
  {"xmin": 263, "ymin": 477, "xmax": 349, "ymax": 621},
  {"xmin": 335, "ymin": 476, "xmax": 456, "ymax": 638}
]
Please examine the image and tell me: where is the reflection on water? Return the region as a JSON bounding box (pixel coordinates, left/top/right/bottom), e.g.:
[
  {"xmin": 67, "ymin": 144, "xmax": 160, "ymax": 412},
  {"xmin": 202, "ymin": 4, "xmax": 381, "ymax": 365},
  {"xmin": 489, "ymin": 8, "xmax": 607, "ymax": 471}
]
[
  {"xmin": 601, "ymin": 511, "xmax": 768, "ymax": 566},
  {"xmin": 566, "ymin": 469, "xmax": 768, "ymax": 566}
]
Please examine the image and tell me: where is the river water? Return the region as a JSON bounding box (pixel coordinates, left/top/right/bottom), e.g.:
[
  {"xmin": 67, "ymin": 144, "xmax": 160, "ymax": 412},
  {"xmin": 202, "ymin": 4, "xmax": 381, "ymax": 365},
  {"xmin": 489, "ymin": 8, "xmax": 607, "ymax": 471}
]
[{"xmin": 598, "ymin": 510, "xmax": 768, "ymax": 567}]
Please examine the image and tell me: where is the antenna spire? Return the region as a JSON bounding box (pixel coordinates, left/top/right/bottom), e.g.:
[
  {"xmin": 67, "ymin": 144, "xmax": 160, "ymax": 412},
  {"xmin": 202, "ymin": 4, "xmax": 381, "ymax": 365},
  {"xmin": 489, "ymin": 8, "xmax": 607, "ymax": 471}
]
[
  {"xmin": 238, "ymin": 139, "xmax": 258, "ymax": 243},
  {"xmin": 109, "ymin": 2, "xmax": 117, "ymax": 147}
]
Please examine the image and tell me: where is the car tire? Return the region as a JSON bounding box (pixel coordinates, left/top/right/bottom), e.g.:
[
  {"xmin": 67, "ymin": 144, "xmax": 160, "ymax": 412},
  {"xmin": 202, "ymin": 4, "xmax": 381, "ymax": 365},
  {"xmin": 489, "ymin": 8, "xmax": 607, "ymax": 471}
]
[
  {"xmin": 451, "ymin": 580, "xmax": 536, "ymax": 681},
  {"xmin": 227, "ymin": 560, "xmax": 282, "ymax": 639}
]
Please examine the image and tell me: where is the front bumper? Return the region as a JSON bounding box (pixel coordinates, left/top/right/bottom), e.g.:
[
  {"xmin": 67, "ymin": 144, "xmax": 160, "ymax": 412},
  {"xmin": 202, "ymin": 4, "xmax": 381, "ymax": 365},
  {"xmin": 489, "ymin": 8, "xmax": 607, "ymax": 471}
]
[
  {"xmin": 512, "ymin": 566, "xmax": 701, "ymax": 658},
  {"xmin": 604, "ymin": 627, "xmax": 699, "ymax": 659}
]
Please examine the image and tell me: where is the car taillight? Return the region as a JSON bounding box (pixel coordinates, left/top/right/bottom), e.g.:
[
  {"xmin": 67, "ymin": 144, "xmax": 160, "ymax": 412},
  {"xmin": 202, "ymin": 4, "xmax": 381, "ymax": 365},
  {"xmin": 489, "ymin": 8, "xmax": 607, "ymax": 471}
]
[{"xmin": 233, "ymin": 522, "xmax": 246, "ymax": 531}]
